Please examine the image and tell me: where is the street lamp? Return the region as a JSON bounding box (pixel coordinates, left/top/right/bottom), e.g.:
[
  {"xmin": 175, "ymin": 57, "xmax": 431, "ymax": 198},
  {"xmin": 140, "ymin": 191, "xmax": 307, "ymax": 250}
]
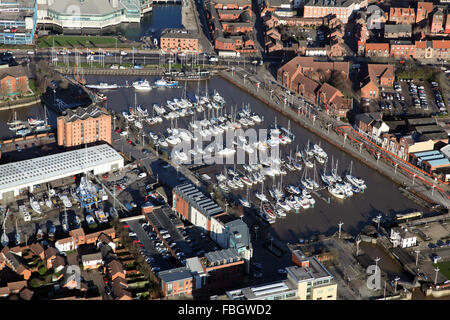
[
  {"xmin": 374, "ymin": 257, "xmax": 381, "ymax": 275},
  {"xmin": 356, "ymin": 237, "xmax": 361, "ymax": 256},
  {"xmin": 376, "ymin": 214, "xmax": 382, "ymax": 230},
  {"xmin": 434, "ymin": 267, "xmax": 440, "ymax": 285},
  {"xmin": 338, "ymin": 221, "xmax": 344, "ymax": 238},
  {"xmin": 394, "ymin": 276, "xmax": 400, "ymax": 293},
  {"xmin": 415, "ymin": 250, "xmax": 420, "ymax": 267}
]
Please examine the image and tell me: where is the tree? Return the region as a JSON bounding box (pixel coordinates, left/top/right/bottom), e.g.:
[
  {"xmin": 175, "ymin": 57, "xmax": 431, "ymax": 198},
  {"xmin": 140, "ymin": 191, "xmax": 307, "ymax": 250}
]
[{"xmin": 38, "ymin": 265, "xmax": 47, "ymax": 276}]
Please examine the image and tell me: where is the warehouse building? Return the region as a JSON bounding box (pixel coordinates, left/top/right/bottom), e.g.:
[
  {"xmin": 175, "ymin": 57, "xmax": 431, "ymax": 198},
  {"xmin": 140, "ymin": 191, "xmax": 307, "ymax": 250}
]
[{"xmin": 0, "ymin": 144, "xmax": 123, "ymax": 201}]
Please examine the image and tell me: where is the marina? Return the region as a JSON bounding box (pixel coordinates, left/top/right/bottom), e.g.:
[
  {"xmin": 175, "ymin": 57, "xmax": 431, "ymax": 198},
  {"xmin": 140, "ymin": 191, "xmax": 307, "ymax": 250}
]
[
  {"xmin": 78, "ymin": 74, "xmax": 427, "ymax": 241},
  {"xmin": 0, "ymin": 74, "xmax": 428, "ymax": 241}
]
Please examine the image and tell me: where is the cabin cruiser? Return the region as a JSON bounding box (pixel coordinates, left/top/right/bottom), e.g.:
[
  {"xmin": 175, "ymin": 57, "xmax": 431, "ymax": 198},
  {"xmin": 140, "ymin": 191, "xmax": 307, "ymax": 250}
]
[
  {"xmin": 29, "ymin": 196, "xmax": 42, "ymax": 214},
  {"xmin": 328, "ymin": 184, "xmax": 346, "ymax": 199},
  {"xmin": 133, "ymin": 79, "xmax": 152, "ymax": 91},
  {"xmin": 239, "ymin": 197, "xmax": 251, "ymax": 208},
  {"xmin": 59, "ymin": 194, "xmax": 72, "ymax": 208},
  {"xmin": 255, "ymin": 191, "xmax": 268, "ymax": 202},
  {"xmin": 158, "ymin": 137, "xmax": 169, "ymax": 148}
]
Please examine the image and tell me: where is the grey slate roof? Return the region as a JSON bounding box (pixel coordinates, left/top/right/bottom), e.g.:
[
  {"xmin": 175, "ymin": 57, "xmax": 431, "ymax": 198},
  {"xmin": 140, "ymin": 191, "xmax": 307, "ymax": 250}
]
[
  {"xmin": 174, "ymin": 183, "xmax": 223, "ymax": 217},
  {"xmin": 158, "ymin": 266, "xmax": 192, "ymax": 283}
]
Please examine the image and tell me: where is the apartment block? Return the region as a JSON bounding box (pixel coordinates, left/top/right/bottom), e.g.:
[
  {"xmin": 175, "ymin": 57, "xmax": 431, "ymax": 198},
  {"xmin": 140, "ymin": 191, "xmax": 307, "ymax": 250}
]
[
  {"xmin": 57, "ymin": 105, "xmax": 112, "ymax": 148},
  {"xmin": 303, "ymin": 0, "xmax": 367, "ymax": 24},
  {"xmin": 206, "ymin": 0, "xmax": 257, "ymax": 53}
]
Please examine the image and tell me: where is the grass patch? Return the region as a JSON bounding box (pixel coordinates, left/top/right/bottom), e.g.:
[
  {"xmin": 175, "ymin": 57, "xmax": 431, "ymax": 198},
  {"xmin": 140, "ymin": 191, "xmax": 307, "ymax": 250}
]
[
  {"xmin": 38, "ymin": 35, "xmax": 119, "ymax": 49},
  {"xmin": 434, "ymin": 261, "xmax": 450, "ymax": 280}
]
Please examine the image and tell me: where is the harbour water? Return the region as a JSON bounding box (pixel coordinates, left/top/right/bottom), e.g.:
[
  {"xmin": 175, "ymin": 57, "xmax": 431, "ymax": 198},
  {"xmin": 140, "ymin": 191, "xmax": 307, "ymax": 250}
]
[
  {"xmin": 119, "ymin": 4, "xmax": 182, "ymax": 40},
  {"xmin": 0, "ymin": 75, "xmax": 428, "ymax": 241}
]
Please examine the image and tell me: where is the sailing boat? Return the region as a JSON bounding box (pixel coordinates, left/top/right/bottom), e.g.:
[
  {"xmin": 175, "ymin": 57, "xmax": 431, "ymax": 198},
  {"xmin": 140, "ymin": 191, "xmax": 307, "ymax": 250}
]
[
  {"xmin": 8, "ymin": 111, "xmax": 25, "ymax": 131},
  {"xmin": 15, "ymin": 219, "xmax": 20, "ymax": 246},
  {"xmin": 34, "ymin": 105, "xmax": 52, "ymax": 132},
  {"xmin": 62, "ymin": 208, "xmax": 69, "ymax": 233},
  {"xmin": 1, "ymin": 212, "xmax": 9, "ymax": 247},
  {"xmin": 255, "ymin": 180, "xmax": 268, "ymax": 202},
  {"xmin": 345, "ymin": 161, "xmax": 367, "ymax": 191}
]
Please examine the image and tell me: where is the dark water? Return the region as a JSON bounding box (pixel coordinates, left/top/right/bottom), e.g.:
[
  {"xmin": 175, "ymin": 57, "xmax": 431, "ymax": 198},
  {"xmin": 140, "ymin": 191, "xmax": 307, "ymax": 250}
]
[
  {"xmin": 359, "ymin": 242, "xmax": 411, "ymax": 281},
  {"xmin": 119, "ymin": 5, "xmax": 182, "ymax": 41},
  {"xmin": 0, "ymin": 75, "xmax": 427, "ymax": 241}
]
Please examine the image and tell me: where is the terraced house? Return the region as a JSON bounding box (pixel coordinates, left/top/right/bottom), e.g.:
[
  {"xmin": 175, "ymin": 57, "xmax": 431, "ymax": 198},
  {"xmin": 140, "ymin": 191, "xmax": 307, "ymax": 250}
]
[{"xmin": 206, "ymin": 0, "xmax": 257, "ymax": 53}]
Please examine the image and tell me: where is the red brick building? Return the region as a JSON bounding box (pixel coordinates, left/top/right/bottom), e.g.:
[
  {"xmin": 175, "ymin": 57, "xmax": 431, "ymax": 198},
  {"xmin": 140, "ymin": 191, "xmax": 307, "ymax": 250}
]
[
  {"xmin": 57, "ymin": 105, "xmax": 112, "ymax": 148},
  {"xmin": 416, "ymin": 2, "xmax": 433, "ymax": 23},
  {"xmin": 390, "ymin": 41, "xmax": 416, "ymax": 58},
  {"xmin": 160, "ymin": 29, "xmax": 200, "ymax": 53},
  {"xmin": 389, "ymin": 7, "xmax": 416, "ymax": 24},
  {"xmin": 0, "ymin": 65, "xmax": 29, "ymax": 98},
  {"xmin": 431, "ymin": 8, "xmax": 445, "ymax": 33}
]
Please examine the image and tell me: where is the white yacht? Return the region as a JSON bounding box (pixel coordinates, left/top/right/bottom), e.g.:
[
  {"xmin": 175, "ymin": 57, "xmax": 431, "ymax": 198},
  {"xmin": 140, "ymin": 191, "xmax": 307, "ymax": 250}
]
[
  {"xmin": 328, "ymin": 185, "xmax": 346, "ymax": 199},
  {"xmin": 132, "ymin": 79, "xmax": 152, "ymax": 91},
  {"xmin": 29, "ymin": 197, "xmax": 42, "ymax": 214}
]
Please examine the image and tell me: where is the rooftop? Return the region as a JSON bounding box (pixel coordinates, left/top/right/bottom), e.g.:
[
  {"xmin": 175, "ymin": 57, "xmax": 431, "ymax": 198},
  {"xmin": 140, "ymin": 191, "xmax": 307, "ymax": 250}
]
[
  {"xmin": 0, "ymin": 144, "xmax": 123, "ymax": 192},
  {"xmin": 60, "ymin": 105, "xmax": 109, "ymax": 123},
  {"xmin": 205, "ymin": 248, "xmax": 241, "ymax": 266},
  {"xmin": 286, "ymin": 256, "xmax": 333, "ymax": 283},
  {"xmin": 158, "ymin": 267, "xmax": 192, "ymax": 283},
  {"xmin": 226, "ymin": 280, "xmax": 297, "ymax": 300},
  {"xmin": 384, "ymin": 24, "xmax": 412, "ymax": 34},
  {"xmin": 47, "ymin": 0, "xmax": 134, "ymax": 16},
  {"xmin": 173, "ymin": 183, "xmax": 223, "ymax": 217},
  {"xmin": 305, "ymin": 0, "xmax": 357, "ymax": 7},
  {"xmin": 161, "ymin": 28, "xmax": 200, "ymax": 39}
]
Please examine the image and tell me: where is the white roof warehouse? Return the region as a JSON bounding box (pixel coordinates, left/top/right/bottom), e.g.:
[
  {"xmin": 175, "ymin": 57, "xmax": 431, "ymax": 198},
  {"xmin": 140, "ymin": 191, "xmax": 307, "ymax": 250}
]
[{"xmin": 0, "ymin": 144, "xmax": 123, "ymax": 200}]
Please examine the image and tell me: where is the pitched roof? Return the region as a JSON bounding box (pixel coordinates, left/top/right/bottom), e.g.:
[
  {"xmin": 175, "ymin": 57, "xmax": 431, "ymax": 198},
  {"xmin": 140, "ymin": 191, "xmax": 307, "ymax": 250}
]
[
  {"xmin": 29, "ymin": 243, "xmax": 44, "ymax": 256},
  {"xmin": 0, "ymin": 65, "xmax": 26, "ymax": 80},
  {"xmin": 7, "ymin": 280, "xmax": 27, "ymax": 293},
  {"xmin": 368, "ymin": 64, "xmax": 394, "ymax": 81},
  {"xmin": 69, "ymin": 228, "xmax": 85, "ymax": 239},
  {"xmin": 318, "ymin": 82, "xmax": 342, "ymax": 101},
  {"xmin": 81, "ymin": 252, "xmax": 103, "ymax": 264},
  {"xmin": 108, "ymin": 259, "xmax": 124, "ymax": 277},
  {"xmin": 19, "ymin": 288, "xmax": 33, "ymax": 300},
  {"xmin": 365, "ymin": 43, "xmax": 389, "ymax": 51},
  {"xmin": 45, "ymin": 247, "xmax": 58, "ymax": 260},
  {"xmin": 432, "ymin": 40, "xmax": 450, "ymax": 49},
  {"xmin": 53, "ymin": 255, "xmax": 66, "ymax": 270},
  {"xmin": 292, "ymin": 73, "xmax": 320, "ymax": 94}
]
